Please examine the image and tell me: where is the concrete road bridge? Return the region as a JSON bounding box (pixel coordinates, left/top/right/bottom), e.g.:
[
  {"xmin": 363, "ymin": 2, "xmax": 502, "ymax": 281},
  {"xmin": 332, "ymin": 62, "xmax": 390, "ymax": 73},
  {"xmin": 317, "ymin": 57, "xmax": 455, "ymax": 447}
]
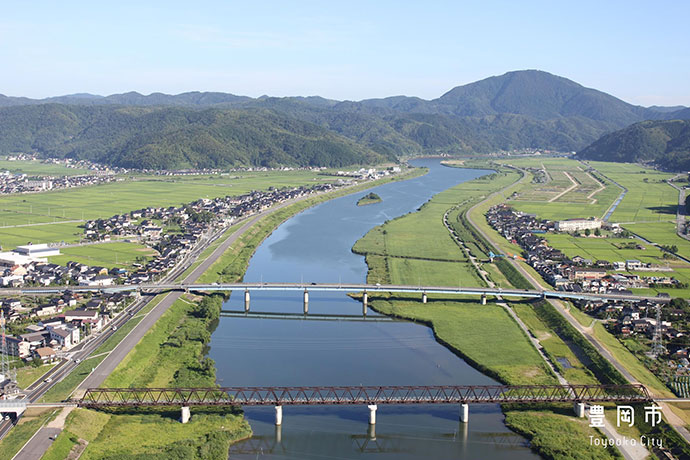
[{"xmin": 1, "ymin": 282, "xmax": 670, "ymax": 315}]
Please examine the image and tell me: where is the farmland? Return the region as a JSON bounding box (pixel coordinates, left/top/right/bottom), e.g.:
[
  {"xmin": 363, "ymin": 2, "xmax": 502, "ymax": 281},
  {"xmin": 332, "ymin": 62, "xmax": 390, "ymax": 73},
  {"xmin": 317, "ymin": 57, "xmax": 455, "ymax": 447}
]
[
  {"xmin": 494, "ymin": 157, "xmax": 620, "ymax": 221},
  {"xmin": 0, "ymin": 158, "xmax": 91, "ymax": 176},
  {"xmin": 48, "ymin": 242, "xmax": 158, "ymax": 269},
  {"xmin": 0, "ymin": 170, "xmax": 342, "ymax": 249},
  {"xmin": 585, "ymin": 161, "xmax": 677, "ymax": 223}
]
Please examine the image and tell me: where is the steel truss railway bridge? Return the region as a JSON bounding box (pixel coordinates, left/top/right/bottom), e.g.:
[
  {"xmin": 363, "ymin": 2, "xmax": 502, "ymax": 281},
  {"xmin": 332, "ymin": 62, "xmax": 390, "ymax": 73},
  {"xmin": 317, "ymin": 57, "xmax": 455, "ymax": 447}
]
[{"xmin": 74, "ymin": 384, "xmax": 652, "ymax": 425}]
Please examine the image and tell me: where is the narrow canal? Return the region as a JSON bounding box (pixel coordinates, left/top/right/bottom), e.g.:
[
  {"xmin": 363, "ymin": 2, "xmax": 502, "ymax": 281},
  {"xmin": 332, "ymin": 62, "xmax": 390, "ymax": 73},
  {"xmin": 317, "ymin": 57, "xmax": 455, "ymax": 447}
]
[{"xmin": 209, "ymin": 159, "xmax": 540, "ymax": 459}]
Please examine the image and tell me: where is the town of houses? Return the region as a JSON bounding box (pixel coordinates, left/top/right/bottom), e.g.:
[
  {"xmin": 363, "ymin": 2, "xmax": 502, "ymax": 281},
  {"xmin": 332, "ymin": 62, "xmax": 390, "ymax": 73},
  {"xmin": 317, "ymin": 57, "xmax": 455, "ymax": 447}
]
[
  {"xmin": 0, "ymin": 180, "xmax": 350, "ymax": 367},
  {"xmin": 487, "ymin": 204, "xmax": 690, "ymax": 381}
]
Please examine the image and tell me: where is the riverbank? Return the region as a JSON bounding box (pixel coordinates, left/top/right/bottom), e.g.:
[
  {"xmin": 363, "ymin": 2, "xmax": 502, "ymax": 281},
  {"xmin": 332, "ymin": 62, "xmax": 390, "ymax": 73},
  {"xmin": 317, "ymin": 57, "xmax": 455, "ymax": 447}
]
[
  {"xmin": 40, "ymin": 294, "xmax": 252, "ymax": 459},
  {"xmin": 31, "ymin": 166, "xmax": 427, "ymax": 459},
  {"xmin": 352, "ymin": 163, "xmax": 635, "ymax": 460}
]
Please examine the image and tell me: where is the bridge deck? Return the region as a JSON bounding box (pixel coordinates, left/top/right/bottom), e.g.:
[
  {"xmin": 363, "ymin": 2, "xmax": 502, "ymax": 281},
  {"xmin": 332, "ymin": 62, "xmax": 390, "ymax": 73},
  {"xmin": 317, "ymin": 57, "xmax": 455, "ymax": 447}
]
[
  {"xmin": 79, "ymin": 384, "xmax": 651, "ymax": 407},
  {"xmin": 1, "ymin": 282, "xmax": 669, "ymax": 304}
]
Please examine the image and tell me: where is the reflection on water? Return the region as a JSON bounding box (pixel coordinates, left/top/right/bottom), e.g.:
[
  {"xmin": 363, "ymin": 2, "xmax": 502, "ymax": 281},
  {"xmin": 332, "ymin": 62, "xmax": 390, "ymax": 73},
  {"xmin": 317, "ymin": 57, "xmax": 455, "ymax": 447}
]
[{"xmin": 210, "ymin": 160, "xmax": 539, "ymax": 459}]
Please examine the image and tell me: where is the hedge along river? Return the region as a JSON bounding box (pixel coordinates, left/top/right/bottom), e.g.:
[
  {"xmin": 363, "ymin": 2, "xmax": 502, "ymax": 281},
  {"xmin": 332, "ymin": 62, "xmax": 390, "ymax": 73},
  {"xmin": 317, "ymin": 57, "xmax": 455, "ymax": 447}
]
[{"xmin": 209, "ymin": 158, "xmax": 540, "ymax": 459}]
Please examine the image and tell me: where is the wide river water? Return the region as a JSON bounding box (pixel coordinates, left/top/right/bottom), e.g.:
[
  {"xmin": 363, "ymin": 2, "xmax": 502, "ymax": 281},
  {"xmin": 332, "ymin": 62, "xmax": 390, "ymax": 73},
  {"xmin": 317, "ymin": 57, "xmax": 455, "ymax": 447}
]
[{"xmin": 209, "ymin": 159, "xmax": 540, "ymax": 459}]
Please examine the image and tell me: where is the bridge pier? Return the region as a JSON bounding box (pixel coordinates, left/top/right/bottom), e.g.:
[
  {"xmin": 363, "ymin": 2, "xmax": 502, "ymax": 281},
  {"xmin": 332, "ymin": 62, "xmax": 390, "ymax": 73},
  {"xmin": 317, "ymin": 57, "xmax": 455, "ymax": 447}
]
[
  {"xmin": 459, "ymin": 403, "xmax": 469, "ymax": 423},
  {"xmin": 574, "ymin": 402, "xmax": 586, "ymax": 418},
  {"xmin": 244, "ymin": 289, "xmax": 250, "ymax": 312},
  {"xmin": 368, "ymin": 404, "xmax": 377, "ymax": 424},
  {"xmin": 303, "ymin": 289, "xmax": 309, "ymax": 314},
  {"xmin": 422, "ymin": 292, "xmax": 427, "ymax": 304},
  {"xmin": 367, "ymin": 423, "xmax": 376, "ymax": 440},
  {"xmin": 275, "ymin": 405, "xmax": 283, "ymax": 426},
  {"xmin": 275, "ymin": 424, "xmax": 282, "ymax": 443},
  {"xmin": 362, "ymin": 292, "xmax": 368, "ymax": 315},
  {"xmin": 480, "ymin": 294, "xmax": 487, "ymax": 305},
  {"xmin": 181, "ymin": 406, "xmax": 191, "ymax": 424}
]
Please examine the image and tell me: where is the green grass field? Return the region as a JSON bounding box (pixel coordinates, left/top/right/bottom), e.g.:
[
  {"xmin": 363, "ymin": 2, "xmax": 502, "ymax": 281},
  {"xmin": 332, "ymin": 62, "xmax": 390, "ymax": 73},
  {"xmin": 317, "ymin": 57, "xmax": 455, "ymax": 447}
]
[
  {"xmin": 545, "ymin": 233, "xmax": 670, "ymax": 265},
  {"xmin": 49, "ymin": 241, "xmax": 157, "ymax": 269},
  {"xmin": 586, "ymin": 161, "xmax": 677, "ymax": 223},
  {"xmin": 0, "ymin": 159, "xmax": 91, "ymax": 176},
  {"xmin": 0, "ymin": 170, "xmax": 342, "ymax": 249},
  {"xmin": 370, "ymin": 298, "xmax": 556, "ymax": 385},
  {"xmin": 504, "ymin": 410, "xmax": 622, "ymax": 460},
  {"xmin": 41, "ymin": 407, "xmax": 250, "ymax": 460},
  {"xmin": 512, "ymin": 303, "xmax": 599, "ymax": 385},
  {"xmin": 15, "ymin": 363, "xmax": 57, "ymax": 389}
]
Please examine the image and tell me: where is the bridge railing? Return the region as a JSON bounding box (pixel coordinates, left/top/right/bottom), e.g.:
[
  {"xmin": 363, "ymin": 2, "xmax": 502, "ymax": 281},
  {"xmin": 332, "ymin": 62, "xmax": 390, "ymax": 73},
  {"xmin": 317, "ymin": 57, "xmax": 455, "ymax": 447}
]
[{"xmin": 78, "ymin": 384, "xmax": 651, "ymax": 407}]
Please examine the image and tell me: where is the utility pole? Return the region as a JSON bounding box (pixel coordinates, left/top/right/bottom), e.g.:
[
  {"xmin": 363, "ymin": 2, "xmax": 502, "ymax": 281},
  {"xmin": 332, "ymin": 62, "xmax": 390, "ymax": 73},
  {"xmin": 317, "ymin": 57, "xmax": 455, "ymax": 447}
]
[
  {"xmin": 0, "ymin": 311, "xmax": 18, "ymax": 395},
  {"xmin": 651, "ymin": 304, "xmax": 665, "ymax": 358}
]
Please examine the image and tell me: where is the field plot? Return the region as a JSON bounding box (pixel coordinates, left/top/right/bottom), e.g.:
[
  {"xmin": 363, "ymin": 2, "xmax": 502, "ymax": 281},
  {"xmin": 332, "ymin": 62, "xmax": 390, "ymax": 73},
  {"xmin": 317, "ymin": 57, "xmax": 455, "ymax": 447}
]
[
  {"xmin": 544, "ymin": 234, "xmax": 671, "ymax": 266},
  {"xmin": 0, "ymin": 159, "xmax": 91, "ymax": 176},
  {"xmin": 0, "ymin": 171, "xmax": 339, "ymax": 248},
  {"xmin": 495, "ymin": 157, "xmax": 618, "ymax": 221},
  {"xmin": 49, "ymin": 242, "xmax": 157, "ymax": 269},
  {"xmin": 587, "ymin": 161, "xmax": 677, "ymax": 223},
  {"xmin": 624, "ymin": 222, "xmax": 690, "ymax": 260}
]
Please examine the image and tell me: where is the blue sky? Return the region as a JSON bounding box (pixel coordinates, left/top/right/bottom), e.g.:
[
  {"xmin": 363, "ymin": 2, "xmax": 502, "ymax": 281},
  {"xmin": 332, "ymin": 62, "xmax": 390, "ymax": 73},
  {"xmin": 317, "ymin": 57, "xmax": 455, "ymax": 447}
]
[{"xmin": 1, "ymin": 1, "xmax": 688, "ymax": 105}]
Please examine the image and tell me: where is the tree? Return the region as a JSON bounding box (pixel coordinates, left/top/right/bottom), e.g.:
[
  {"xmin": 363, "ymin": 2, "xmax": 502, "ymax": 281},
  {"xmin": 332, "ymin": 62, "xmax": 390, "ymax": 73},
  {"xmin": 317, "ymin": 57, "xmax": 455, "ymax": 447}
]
[
  {"xmin": 594, "ymin": 228, "xmax": 601, "ymax": 236},
  {"xmin": 584, "ymin": 229, "xmax": 591, "ymax": 236}
]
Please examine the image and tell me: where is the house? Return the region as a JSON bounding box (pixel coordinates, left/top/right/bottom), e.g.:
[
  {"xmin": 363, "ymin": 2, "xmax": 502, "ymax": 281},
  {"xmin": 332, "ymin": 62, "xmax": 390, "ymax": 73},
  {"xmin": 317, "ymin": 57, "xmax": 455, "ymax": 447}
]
[
  {"xmin": 626, "ymin": 260, "xmax": 643, "ymax": 270},
  {"xmin": 571, "ymin": 267, "xmax": 607, "ymax": 281},
  {"xmin": 49, "ymin": 326, "xmax": 80, "ymax": 349},
  {"xmin": 34, "ymin": 346, "xmax": 57, "ymax": 363},
  {"xmin": 5, "ymin": 336, "xmax": 30, "ymax": 359}
]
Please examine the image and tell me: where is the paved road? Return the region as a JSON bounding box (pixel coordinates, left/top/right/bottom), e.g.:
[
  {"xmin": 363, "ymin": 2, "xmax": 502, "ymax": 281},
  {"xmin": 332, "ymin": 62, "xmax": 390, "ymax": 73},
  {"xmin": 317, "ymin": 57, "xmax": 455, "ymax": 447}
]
[{"xmin": 12, "ymin": 427, "xmax": 61, "ymax": 460}]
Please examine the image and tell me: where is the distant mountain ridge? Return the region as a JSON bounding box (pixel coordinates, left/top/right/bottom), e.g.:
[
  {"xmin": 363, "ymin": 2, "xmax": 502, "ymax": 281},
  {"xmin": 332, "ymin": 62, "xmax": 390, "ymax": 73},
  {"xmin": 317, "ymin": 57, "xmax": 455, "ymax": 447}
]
[{"xmin": 1, "ymin": 70, "xmax": 688, "ymax": 169}]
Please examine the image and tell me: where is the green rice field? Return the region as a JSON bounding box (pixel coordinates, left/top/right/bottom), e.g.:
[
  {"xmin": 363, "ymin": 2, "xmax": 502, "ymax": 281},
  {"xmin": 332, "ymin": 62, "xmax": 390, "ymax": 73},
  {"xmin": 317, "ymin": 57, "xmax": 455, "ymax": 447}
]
[
  {"xmin": 495, "ymin": 157, "xmax": 620, "ymax": 221},
  {"xmin": 48, "ymin": 242, "xmax": 157, "ymax": 269},
  {"xmin": 0, "ymin": 170, "xmax": 340, "ymax": 249}
]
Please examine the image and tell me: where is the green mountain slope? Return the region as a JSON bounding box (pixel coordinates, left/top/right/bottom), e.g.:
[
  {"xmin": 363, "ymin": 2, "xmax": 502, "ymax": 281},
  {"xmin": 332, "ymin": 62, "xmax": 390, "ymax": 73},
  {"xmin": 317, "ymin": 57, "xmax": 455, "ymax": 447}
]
[
  {"xmin": 0, "ymin": 105, "xmax": 391, "ymax": 169},
  {"xmin": 577, "ymin": 119, "xmax": 690, "ymax": 170}
]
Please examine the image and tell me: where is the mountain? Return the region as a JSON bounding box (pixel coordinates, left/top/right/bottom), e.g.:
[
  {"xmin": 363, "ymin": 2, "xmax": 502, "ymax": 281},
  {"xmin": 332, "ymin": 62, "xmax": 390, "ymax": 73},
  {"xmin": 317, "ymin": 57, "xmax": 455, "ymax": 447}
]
[
  {"xmin": 577, "ymin": 119, "xmax": 690, "ymax": 170},
  {"xmin": 1, "ymin": 70, "xmax": 689, "ymax": 169},
  {"xmin": 0, "ymin": 105, "xmax": 390, "ymax": 169}
]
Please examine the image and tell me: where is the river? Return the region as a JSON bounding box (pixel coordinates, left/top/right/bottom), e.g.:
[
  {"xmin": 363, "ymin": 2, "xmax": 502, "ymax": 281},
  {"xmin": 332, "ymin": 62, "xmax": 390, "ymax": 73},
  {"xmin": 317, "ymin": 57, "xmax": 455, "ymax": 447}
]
[{"xmin": 209, "ymin": 159, "xmax": 540, "ymax": 459}]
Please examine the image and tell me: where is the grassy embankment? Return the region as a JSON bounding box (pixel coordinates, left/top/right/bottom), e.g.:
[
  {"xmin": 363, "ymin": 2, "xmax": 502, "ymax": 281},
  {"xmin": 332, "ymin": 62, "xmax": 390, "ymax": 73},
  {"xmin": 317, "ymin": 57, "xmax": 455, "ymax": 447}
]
[
  {"xmin": 41, "ymin": 294, "xmax": 252, "ymax": 459},
  {"xmin": 40, "ymin": 167, "xmax": 426, "ymax": 459}
]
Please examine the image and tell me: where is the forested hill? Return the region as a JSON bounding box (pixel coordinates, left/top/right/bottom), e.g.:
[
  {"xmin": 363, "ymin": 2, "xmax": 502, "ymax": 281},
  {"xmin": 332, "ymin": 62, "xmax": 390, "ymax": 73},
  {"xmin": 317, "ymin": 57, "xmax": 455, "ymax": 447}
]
[
  {"xmin": 1, "ymin": 70, "xmax": 689, "ymax": 169},
  {"xmin": 577, "ymin": 120, "xmax": 690, "ymax": 170},
  {"xmin": 0, "ymin": 105, "xmax": 391, "ymax": 169}
]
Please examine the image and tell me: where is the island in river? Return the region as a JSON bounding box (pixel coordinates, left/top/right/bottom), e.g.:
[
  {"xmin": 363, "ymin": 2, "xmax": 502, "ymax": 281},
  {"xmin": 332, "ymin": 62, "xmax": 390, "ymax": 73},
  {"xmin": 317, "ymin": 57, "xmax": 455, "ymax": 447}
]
[{"xmin": 357, "ymin": 192, "xmax": 382, "ymax": 206}]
